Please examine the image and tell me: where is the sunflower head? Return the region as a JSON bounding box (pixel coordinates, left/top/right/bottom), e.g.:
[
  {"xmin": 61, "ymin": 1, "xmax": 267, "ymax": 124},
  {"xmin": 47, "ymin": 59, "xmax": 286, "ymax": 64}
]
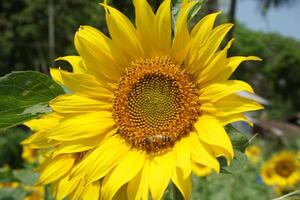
[
  {"xmin": 23, "ymin": 0, "xmax": 263, "ymax": 199},
  {"xmin": 113, "ymin": 56, "xmax": 201, "ymax": 152},
  {"xmin": 23, "ymin": 185, "xmax": 44, "ymax": 200},
  {"xmin": 0, "ymin": 182, "xmax": 19, "ymax": 188},
  {"xmin": 261, "ymin": 151, "xmax": 300, "ymax": 189},
  {"xmin": 245, "ymin": 145, "xmax": 261, "ymax": 164},
  {"xmin": 22, "ymin": 145, "xmax": 37, "ymax": 164}
]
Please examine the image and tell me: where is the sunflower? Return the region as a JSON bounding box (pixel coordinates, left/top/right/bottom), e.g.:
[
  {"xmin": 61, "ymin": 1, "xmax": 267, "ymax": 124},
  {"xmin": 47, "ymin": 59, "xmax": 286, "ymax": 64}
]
[
  {"xmin": 0, "ymin": 182, "xmax": 19, "ymax": 188},
  {"xmin": 261, "ymin": 151, "xmax": 300, "ymax": 189},
  {"xmin": 22, "ymin": 145, "xmax": 37, "ymax": 164},
  {"xmin": 20, "ymin": 184, "xmax": 44, "ymax": 200},
  {"xmin": 261, "ymin": 162, "xmax": 276, "ymax": 186},
  {"xmin": 245, "ymin": 145, "xmax": 261, "ymax": 164},
  {"xmin": 22, "ymin": 0, "xmax": 263, "ymax": 199}
]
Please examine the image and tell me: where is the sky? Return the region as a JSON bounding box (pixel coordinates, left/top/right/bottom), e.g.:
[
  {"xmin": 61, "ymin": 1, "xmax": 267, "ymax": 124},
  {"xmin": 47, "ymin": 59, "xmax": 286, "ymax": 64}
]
[{"xmin": 227, "ymin": 0, "xmax": 300, "ymax": 40}]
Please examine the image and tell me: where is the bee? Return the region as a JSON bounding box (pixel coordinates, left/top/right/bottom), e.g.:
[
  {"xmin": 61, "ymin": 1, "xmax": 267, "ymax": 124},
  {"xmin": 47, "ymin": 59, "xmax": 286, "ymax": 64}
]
[{"xmin": 145, "ymin": 134, "xmax": 172, "ymax": 151}]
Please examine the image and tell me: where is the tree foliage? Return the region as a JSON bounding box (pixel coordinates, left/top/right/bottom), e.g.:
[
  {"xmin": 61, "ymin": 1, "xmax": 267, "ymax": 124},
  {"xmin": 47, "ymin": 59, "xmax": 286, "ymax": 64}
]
[
  {"xmin": 0, "ymin": 0, "xmax": 105, "ymax": 76},
  {"xmin": 232, "ymin": 24, "xmax": 300, "ymax": 117}
]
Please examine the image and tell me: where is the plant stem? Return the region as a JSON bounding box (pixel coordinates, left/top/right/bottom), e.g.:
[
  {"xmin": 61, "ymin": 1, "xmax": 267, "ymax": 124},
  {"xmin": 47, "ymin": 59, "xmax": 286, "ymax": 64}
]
[{"xmin": 272, "ymin": 190, "xmax": 300, "ymax": 200}]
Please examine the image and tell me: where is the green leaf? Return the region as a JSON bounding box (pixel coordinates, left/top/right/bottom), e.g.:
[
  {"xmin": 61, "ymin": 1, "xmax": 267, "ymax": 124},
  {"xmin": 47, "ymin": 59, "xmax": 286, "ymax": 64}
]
[
  {"xmin": 0, "ymin": 188, "xmax": 27, "ymax": 200},
  {"xmin": 0, "ymin": 127, "xmax": 28, "ymax": 168},
  {"xmin": 226, "ymin": 125, "xmax": 250, "ymax": 153},
  {"xmin": 0, "ymin": 71, "xmax": 64, "ymax": 130},
  {"xmin": 171, "ymin": 0, "xmax": 207, "ymax": 29},
  {"xmin": 0, "ymin": 168, "xmax": 17, "ymax": 183},
  {"xmin": 12, "ymin": 169, "xmax": 39, "ymax": 186},
  {"xmin": 218, "ymin": 151, "xmax": 248, "ymax": 174},
  {"xmin": 188, "ymin": 0, "xmax": 207, "ymax": 21},
  {"xmin": 171, "ymin": 1, "xmax": 181, "ymax": 29}
]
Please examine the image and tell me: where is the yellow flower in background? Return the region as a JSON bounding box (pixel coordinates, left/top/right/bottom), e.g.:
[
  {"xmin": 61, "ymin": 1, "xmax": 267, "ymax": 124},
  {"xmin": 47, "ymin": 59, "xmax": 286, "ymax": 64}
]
[
  {"xmin": 245, "ymin": 145, "xmax": 261, "ymax": 164},
  {"xmin": 24, "ymin": 185, "xmax": 44, "ymax": 200},
  {"xmin": 0, "ymin": 182, "xmax": 44, "ymax": 200},
  {"xmin": 261, "ymin": 162, "xmax": 277, "ymax": 186},
  {"xmin": 22, "ymin": 0, "xmax": 263, "ymax": 199},
  {"xmin": 261, "ymin": 151, "xmax": 300, "ymax": 190},
  {"xmin": 22, "ymin": 145, "xmax": 37, "ymax": 164},
  {"xmin": 22, "ymin": 144, "xmax": 45, "ymax": 164},
  {"xmin": 0, "ymin": 182, "xmax": 19, "ymax": 188}
]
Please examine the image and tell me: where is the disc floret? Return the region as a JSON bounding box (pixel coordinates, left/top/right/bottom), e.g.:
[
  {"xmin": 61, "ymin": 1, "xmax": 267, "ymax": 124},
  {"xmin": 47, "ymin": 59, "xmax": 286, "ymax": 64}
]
[{"xmin": 113, "ymin": 57, "xmax": 201, "ymax": 152}]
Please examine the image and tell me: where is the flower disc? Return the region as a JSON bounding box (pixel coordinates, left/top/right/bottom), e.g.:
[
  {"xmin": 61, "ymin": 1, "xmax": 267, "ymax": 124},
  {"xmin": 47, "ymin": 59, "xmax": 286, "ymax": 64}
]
[
  {"xmin": 113, "ymin": 57, "xmax": 201, "ymax": 152},
  {"xmin": 261, "ymin": 151, "xmax": 300, "ymax": 188},
  {"xmin": 275, "ymin": 159, "xmax": 297, "ymax": 177}
]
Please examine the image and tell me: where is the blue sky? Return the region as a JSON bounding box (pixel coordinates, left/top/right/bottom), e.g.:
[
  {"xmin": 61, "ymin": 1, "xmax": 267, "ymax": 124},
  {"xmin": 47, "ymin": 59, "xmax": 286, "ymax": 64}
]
[{"xmin": 234, "ymin": 0, "xmax": 300, "ymax": 40}]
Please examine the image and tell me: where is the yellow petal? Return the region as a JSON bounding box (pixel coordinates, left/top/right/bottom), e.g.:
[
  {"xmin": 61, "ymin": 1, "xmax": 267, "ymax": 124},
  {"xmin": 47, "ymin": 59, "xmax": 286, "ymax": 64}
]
[
  {"xmin": 75, "ymin": 26, "xmax": 123, "ymax": 82},
  {"xmin": 199, "ymin": 80, "xmax": 254, "ymax": 102},
  {"xmin": 37, "ymin": 155, "xmax": 75, "ymax": 185},
  {"xmin": 127, "ymin": 159, "xmax": 150, "ymax": 200},
  {"xmin": 191, "ymin": 12, "xmax": 221, "ymax": 38},
  {"xmin": 201, "ymin": 23, "xmax": 234, "ymax": 66},
  {"xmin": 191, "ymin": 162, "xmax": 212, "ymax": 177},
  {"xmin": 213, "ymin": 56, "xmax": 262, "ymax": 82},
  {"xmin": 53, "ymin": 175, "xmax": 80, "ymax": 200},
  {"xmin": 174, "ymin": 137, "xmax": 192, "ymax": 179},
  {"xmin": 55, "ymin": 56, "xmax": 86, "ymax": 74},
  {"xmin": 49, "ymin": 68, "xmax": 63, "ymax": 85},
  {"xmin": 23, "ymin": 113, "xmax": 61, "ymax": 148},
  {"xmin": 182, "ymin": 0, "xmax": 189, "ymax": 5},
  {"xmin": 149, "ymin": 150, "xmax": 175, "ymax": 200},
  {"xmin": 48, "ymin": 111, "xmax": 115, "ymax": 141},
  {"xmin": 195, "ymin": 115, "xmax": 234, "ymax": 160},
  {"xmin": 52, "ymin": 129, "xmax": 117, "ymax": 157},
  {"xmin": 201, "ymin": 94, "xmax": 264, "ymax": 117},
  {"xmin": 101, "ymin": 4, "xmax": 144, "ymax": 61},
  {"xmin": 101, "ymin": 150, "xmax": 146, "ymax": 199},
  {"xmin": 171, "ymin": 168, "xmax": 192, "ymax": 200},
  {"xmin": 133, "ymin": 0, "xmax": 155, "ymax": 57},
  {"xmin": 81, "ymin": 182, "xmax": 100, "ymax": 200},
  {"xmin": 70, "ymin": 135, "xmax": 129, "ymax": 183},
  {"xmin": 50, "ymin": 94, "xmax": 111, "ymax": 113},
  {"xmin": 154, "ymin": 0, "xmax": 172, "ymax": 55},
  {"xmin": 21, "ymin": 130, "xmax": 59, "ymax": 149},
  {"xmin": 196, "ymin": 39, "xmax": 234, "ymax": 83},
  {"xmin": 189, "ymin": 23, "xmax": 233, "ymax": 74},
  {"xmin": 112, "ymin": 185, "xmax": 129, "ymax": 200},
  {"xmin": 217, "ymin": 114, "xmax": 253, "ymax": 126},
  {"xmin": 68, "ymin": 180, "xmax": 85, "ymax": 200},
  {"xmin": 59, "ymin": 70, "xmax": 114, "ymax": 100},
  {"xmin": 79, "ymin": 26, "xmax": 130, "ymax": 69},
  {"xmin": 24, "ymin": 113, "xmax": 62, "ymax": 131},
  {"xmin": 188, "ymin": 132, "xmax": 220, "ymax": 172},
  {"xmin": 186, "ymin": 12, "xmax": 220, "ymax": 70},
  {"xmin": 171, "ymin": 1, "xmax": 196, "ymax": 64}
]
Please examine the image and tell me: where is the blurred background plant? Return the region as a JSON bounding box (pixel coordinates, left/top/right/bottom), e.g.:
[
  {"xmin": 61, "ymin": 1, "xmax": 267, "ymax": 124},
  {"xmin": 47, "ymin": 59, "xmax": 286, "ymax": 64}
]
[{"xmin": 0, "ymin": 0, "xmax": 300, "ymax": 199}]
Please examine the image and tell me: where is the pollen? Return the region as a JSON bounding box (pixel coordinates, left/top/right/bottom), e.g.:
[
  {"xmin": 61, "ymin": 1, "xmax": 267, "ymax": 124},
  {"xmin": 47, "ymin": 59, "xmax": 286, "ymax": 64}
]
[{"xmin": 113, "ymin": 57, "xmax": 201, "ymax": 152}]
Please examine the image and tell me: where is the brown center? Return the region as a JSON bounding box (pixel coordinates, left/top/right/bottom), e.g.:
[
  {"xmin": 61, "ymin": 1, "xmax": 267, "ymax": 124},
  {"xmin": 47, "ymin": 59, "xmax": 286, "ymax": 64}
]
[
  {"xmin": 113, "ymin": 57, "xmax": 201, "ymax": 153},
  {"xmin": 275, "ymin": 160, "xmax": 296, "ymax": 177}
]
